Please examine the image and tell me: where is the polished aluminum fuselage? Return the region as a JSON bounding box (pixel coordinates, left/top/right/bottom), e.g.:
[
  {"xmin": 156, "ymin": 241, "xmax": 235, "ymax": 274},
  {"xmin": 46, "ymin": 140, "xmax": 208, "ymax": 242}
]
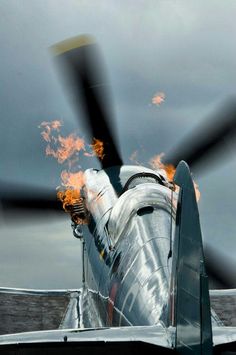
[{"xmin": 82, "ymin": 166, "xmax": 176, "ymax": 327}]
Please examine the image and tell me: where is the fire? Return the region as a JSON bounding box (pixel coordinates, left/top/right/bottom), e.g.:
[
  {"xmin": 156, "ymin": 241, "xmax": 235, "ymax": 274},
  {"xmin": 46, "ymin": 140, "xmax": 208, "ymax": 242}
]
[
  {"xmin": 45, "ymin": 134, "xmax": 85, "ymax": 164},
  {"xmin": 39, "ymin": 120, "xmax": 62, "ymax": 142},
  {"xmin": 152, "ymin": 92, "xmax": 165, "ymax": 106},
  {"xmin": 149, "ymin": 153, "xmax": 201, "ymax": 201},
  {"xmin": 40, "ymin": 119, "xmax": 201, "ymax": 222},
  {"xmin": 91, "ymin": 138, "xmax": 104, "ymax": 160},
  {"xmin": 39, "ymin": 120, "xmax": 102, "ymax": 222},
  {"xmin": 60, "ymin": 170, "xmax": 85, "ymax": 190},
  {"xmin": 57, "ymin": 170, "xmax": 86, "ymax": 224},
  {"xmin": 40, "ymin": 120, "xmax": 86, "ymax": 163},
  {"xmin": 57, "ymin": 189, "xmax": 81, "ymax": 211},
  {"xmin": 84, "ymin": 138, "xmax": 105, "ymax": 160},
  {"xmin": 149, "ymin": 153, "xmax": 176, "ymax": 181}
]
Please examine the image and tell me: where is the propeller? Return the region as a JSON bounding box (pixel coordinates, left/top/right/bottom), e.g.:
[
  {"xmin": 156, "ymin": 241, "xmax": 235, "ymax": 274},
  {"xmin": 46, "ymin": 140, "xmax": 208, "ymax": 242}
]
[
  {"xmin": 1, "ymin": 35, "xmax": 235, "ymax": 289},
  {"xmin": 204, "ymin": 244, "xmax": 236, "ymax": 289},
  {"xmin": 0, "ymin": 181, "xmax": 62, "ymax": 214},
  {"xmin": 162, "ymin": 98, "xmax": 236, "ymax": 288},
  {"xmin": 1, "ymin": 35, "xmax": 123, "ymax": 213},
  {"xmin": 164, "ymin": 98, "xmax": 236, "ymax": 173},
  {"xmin": 52, "ymin": 35, "xmax": 123, "ymax": 169}
]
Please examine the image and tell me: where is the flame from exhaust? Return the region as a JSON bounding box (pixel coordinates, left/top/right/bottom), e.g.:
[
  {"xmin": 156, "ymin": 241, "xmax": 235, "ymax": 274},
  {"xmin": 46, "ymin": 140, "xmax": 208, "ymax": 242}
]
[
  {"xmin": 45, "ymin": 134, "xmax": 85, "ymax": 164},
  {"xmin": 149, "ymin": 153, "xmax": 201, "ymax": 201},
  {"xmin": 40, "ymin": 120, "xmax": 201, "ymax": 221},
  {"xmin": 57, "ymin": 189, "xmax": 81, "ymax": 211},
  {"xmin": 84, "ymin": 138, "xmax": 105, "ymax": 160},
  {"xmin": 39, "ymin": 120, "xmax": 62, "ymax": 142},
  {"xmin": 40, "ymin": 121, "xmax": 104, "ymax": 163},
  {"xmin": 60, "ymin": 170, "xmax": 85, "ymax": 190},
  {"xmin": 149, "ymin": 153, "xmax": 175, "ymax": 181},
  {"xmin": 39, "ymin": 120, "xmax": 104, "ymax": 222},
  {"xmin": 92, "ymin": 138, "xmax": 105, "ymax": 160},
  {"xmin": 152, "ymin": 92, "xmax": 165, "ymax": 106},
  {"xmin": 56, "ymin": 171, "xmax": 85, "ymax": 224}
]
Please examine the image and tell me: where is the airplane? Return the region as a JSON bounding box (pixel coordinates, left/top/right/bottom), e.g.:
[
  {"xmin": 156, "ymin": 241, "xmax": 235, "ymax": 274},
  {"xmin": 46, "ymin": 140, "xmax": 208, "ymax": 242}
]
[{"xmin": 0, "ymin": 35, "xmax": 236, "ymax": 354}]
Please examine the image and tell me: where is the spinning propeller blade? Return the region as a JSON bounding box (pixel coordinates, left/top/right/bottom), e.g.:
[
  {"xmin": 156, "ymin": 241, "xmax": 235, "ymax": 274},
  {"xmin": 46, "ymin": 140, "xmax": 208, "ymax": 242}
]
[
  {"xmin": 164, "ymin": 98, "xmax": 236, "ymax": 173},
  {"xmin": 163, "ymin": 98, "xmax": 236, "ymax": 288},
  {"xmin": 1, "ymin": 35, "xmax": 235, "ymax": 289},
  {"xmin": 0, "ymin": 182, "xmax": 62, "ymax": 213},
  {"xmin": 204, "ymin": 245, "xmax": 236, "ymax": 289},
  {"xmin": 52, "ymin": 35, "xmax": 123, "ymax": 169}
]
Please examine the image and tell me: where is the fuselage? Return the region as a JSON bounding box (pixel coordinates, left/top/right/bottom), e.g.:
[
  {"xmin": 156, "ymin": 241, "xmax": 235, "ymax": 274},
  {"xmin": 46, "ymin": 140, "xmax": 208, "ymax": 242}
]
[{"xmin": 81, "ymin": 165, "xmax": 177, "ymax": 327}]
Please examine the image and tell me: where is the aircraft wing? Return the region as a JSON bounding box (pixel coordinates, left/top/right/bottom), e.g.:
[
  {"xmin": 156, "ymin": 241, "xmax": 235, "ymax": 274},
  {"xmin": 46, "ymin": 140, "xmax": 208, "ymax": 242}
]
[
  {"xmin": 0, "ymin": 287, "xmax": 236, "ymax": 354},
  {"xmin": 0, "ymin": 323, "xmax": 236, "ymax": 354},
  {"xmin": 0, "ymin": 325, "xmax": 174, "ymax": 354}
]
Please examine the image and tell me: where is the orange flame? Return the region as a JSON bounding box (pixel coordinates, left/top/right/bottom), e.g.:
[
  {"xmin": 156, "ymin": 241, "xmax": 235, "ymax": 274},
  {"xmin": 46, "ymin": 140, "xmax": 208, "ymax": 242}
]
[
  {"xmin": 57, "ymin": 189, "xmax": 87, "ymax": 224},
  {"xmin": 56, "ymin": 170, "xmax": 86, "ymax": 224},
  {"xmin": 56, "ymin": 170, "xmax": 86, "ymax": 223},
  {"xmin": 84, "ymin": 138, "xmax": 105, "ymax": 160},
  {"xmin": 149, "ymin": 153, "xmax": 200, "ymax": 201},
  {"xmin": 39, "ymin": 120, "xmax": 88, "ymax": 222},
  {"xmin": 57, "ymin": 169, "xmax": 85, "ymax": 215},
  {"xmin": 40, "ymin": 119, "xmax": 201, "ymax": 222},
  {"xmin": 45, "ymin": 134, "xmax": 85, "ymax": 164},
  {"xmin": 91, "ymin": 138, "xmax": 105, "ymax": 160},
  {"xmin": 152, "ymin": 92, "xmax": 165, "ymax": 106},
  {"xmin": 39, "ymin": 120, "xmax": 62, "ymax": 142},
  {"xmin": 149, "ymin": 153, "xmax": 176, "ymax": 181},
  {"xmin": 39, "ymin": 120, "xmax": 107, "ymax": 222},
  {"xmin": 60, "ymin": 170, "xmax": 85, "ymax": 190},
  {"xmin": 57, "ymin": 189, "xmax": 81, "ymax": 211},
  {"xmin": 40, "ymin": 120, "xmax": 85, "ymax": 163}
]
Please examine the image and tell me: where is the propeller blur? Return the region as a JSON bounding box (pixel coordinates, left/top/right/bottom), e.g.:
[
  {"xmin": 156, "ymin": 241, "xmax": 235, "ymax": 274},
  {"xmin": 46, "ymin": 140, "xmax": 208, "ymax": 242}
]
[{"xmin": 0, "ymin": 35, "xmax": 236, "ymax": 354}]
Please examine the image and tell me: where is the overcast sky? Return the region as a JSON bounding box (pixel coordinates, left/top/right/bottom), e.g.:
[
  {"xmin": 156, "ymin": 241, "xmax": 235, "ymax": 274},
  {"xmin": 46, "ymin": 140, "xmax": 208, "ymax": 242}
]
[{"xmin": 0, "ymin": 0, "xmax": 236, "ymax": 289}]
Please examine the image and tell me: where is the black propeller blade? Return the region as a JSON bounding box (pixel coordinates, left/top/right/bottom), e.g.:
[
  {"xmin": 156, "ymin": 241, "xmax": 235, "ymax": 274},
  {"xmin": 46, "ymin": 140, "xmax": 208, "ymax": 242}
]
[
  {"xmin": 0, "ymin": 182, "xmax": 62, "ymax": 213},
  {"xmin": 52, "ymin": 35, "xmax": 123, "ymax": 169},
  {"xmin": 164, "ymin": 98, "xmax": 236, "ymax": 173},
  {"xmin": 204, "ymin": 244, "xmax": 236, "ymax": 289},
  {"xmin": 1, "ymin": 35, "xmax": 235, "ymax": 291}
]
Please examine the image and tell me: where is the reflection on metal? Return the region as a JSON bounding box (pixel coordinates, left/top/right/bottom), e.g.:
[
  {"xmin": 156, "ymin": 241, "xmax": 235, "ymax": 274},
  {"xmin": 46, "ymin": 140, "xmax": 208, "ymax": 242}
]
[
  {"xmin": 69, "ymin": 197, "xmax": 89, "ymax": 224},
  {"xmin": 1, "ymin": 286, "xmax": 236, "ymax": 351},
  {"xmin": 1, "ymin": 322, "xmax": 236, "ymax": 352},
  {"xmin": 71, "ymin": 221, "xmax": 83, "ymax": 239},
  {"xmin": 108, "ymin": 182, "xmax": 176, "ymax": 242},
  {"xmin": 1, "ymin": 164, "xmax": 236, "ymax": 352},
  {"xmin": 81, "ymin": 288, "xmax": 106, "ymax": 328},
  {"xmin": 80, "ymin": 165, "xmax": 178, "ymax": 329},
  {"xmin": 59, "ymin": 292, "xmax": 80, "ymax": 329},
  {"xmin": 0, "ymin": 325, "xmax": 171, "ymax": 348}
]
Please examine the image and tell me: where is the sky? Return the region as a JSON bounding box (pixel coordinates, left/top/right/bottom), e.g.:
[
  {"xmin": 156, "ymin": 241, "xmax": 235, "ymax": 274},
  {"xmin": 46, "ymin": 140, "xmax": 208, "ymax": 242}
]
[{"xmin": 0, "ymin": 0, "xmax": 236, "ymax": 289}]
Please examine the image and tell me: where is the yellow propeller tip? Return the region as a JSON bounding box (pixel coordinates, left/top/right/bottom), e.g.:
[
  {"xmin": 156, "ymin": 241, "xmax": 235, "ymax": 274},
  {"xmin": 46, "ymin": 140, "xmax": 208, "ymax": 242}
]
[{"xmin": 51, "ymin": 34, "xmax": 96, "ymax": 56}]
